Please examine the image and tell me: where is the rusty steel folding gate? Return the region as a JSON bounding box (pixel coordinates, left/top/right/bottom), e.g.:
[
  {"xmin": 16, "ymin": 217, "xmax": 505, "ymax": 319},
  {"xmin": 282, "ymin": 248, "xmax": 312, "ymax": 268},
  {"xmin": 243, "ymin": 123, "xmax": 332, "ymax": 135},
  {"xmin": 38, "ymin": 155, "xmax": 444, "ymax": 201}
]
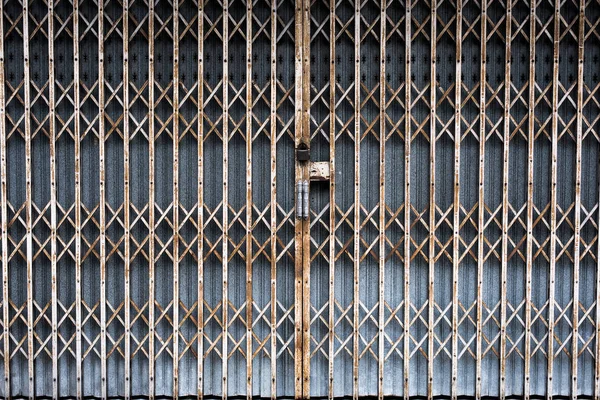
[{"xmin": 0, "ymin": 0, "xmax": 600, "ymax": 398}]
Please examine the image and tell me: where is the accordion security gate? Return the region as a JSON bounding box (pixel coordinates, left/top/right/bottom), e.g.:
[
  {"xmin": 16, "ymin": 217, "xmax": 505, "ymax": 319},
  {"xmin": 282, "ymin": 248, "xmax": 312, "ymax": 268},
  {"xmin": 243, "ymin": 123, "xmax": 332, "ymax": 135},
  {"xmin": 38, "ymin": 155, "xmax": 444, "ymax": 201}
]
[{"xmin": 0, "ymin": 0, "xmax": 599, "ymax": 398}]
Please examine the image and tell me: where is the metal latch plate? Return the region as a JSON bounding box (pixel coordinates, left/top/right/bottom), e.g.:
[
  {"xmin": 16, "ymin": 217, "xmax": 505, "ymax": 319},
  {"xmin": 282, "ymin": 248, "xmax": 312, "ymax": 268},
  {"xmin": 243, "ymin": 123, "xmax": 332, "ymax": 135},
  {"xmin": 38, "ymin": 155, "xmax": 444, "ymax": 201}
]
[{"xmin": 309, "ymin": 161, "xmax": 330, "ymax": 181}]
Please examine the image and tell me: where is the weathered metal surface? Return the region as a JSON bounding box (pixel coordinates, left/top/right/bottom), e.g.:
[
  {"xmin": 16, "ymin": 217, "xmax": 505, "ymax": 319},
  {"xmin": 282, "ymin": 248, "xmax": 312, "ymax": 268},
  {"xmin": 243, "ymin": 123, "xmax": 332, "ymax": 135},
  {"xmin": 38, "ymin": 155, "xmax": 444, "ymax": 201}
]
[
  {"xmin": 308, "ymin": 161, "xmax": 329, "ymax": 182},
  {"xmin": 306, "ymin": 0, "xmax": 599, "ymax": 398},
  {"xmin": 0, "ymin": 0, "xmax": 599, "ymax": 398}
]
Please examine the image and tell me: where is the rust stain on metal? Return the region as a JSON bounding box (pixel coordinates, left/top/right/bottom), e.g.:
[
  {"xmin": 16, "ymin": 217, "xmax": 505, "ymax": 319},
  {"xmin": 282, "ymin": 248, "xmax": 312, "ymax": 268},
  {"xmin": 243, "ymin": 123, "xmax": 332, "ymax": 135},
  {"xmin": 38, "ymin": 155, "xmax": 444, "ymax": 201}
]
[
  {"xmin": 353, "ymin": 0, "xmax": 360, "ymax": 396},
  {"xmin": 378, "ymin": 1, "xmax": 386, "ymax": 397},
  {"xmin": 73, "ymin": 0, "xmax": 83, "ymax": 394},
  {"xmin": 97, "ymin": 0, "xmax": 108, "ymax": 395},
  {"xmin": 197, "ymin": 0, "xmax": 205, "ymax": 397},
  {"xmin": 308, "ymin": 161, "xmax": 330, "ymax": 182},
  {"xmin": 571, "ymin": 0, "xmax": 585, "ymax": 395},
  {"xmin": 222, "ymin": 0, "xmax": 230, "ymax": 396},
  {"xmin": 0, "ymin": 0, "xmax": 8, "ymax": 395},
  {"xmin": 499, "ymin": 0, "xmax": 511, "ymax": 397},
  {"xmin": 47, "ymin": 0, "xmax": 58, "ymax": 397},
  {"xmin": 428, "ymin": 1, "xmax": 437, "ymax": 396},
  {"xmin": 245, "ymin": 0, "xmax": 254, "ymax": 395},
  {"xmin": 547, "ymin": 0, "xmax": 560, "ymax": 395},
  {"xmin": 451, "ymin": 1, "xmax": 463, "ymax": 397},
  {"xmin": 301, "ymin": 0, "xmax": 311, "ymax": 395},
  {"xmin": 524, "ymin": 2, "xmax": 536, "ymax": 397},
  {"xmin": 0, "ymin": 1, "xmax": 597, "ymax": 398},
  {"xmin": 269, "ymin": 1, "xmax": 278, "ymax": 397},
  {"xmin": 172, "ymin": 0, "xmax": 180, "ymax": 394},
  {"xmin": 475, "ymin": 1, "xmax": 487, "ymax": 397},
  {"xmin": 293, "ymin": 0, "xmax": 305, "ymax": 396},
  {"xmin": 22, "ymin": 0, "xmax": 35, "ymax": 394},
  {"xmin": 123, "ymin": 0, "xmax": 131, "ymax": 396},
  {"xmin": 403, "ymin": 1, "xmax": 411, "ymax": 397},
  {"xmin": 148, "ymin": 0, "xmax": 156, "ymax": 393},
  {"xmin": 326, "ymin": 1, "xmax": 336, "ymax": 398}
]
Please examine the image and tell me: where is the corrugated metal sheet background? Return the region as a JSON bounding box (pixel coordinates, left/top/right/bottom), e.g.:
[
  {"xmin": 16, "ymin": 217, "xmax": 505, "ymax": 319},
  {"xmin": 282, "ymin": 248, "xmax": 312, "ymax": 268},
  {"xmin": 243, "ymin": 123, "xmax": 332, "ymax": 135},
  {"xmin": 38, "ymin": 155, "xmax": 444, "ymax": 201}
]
[
  {"xmin": 0, "ymin": 0, "xmax": 599, "ymax": 398},
  {"xmin": 305, "ymin": 0, "xmax": 600, "ymax": 397}
]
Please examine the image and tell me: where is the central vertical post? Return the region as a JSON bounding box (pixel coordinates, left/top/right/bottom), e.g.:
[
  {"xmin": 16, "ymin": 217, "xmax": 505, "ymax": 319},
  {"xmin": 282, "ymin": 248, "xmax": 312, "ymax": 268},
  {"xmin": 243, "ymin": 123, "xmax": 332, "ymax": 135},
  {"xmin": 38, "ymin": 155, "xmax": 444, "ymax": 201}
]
[{"xmin": 294, "ymin": 0, "xmax": 311, "ymax": 396}]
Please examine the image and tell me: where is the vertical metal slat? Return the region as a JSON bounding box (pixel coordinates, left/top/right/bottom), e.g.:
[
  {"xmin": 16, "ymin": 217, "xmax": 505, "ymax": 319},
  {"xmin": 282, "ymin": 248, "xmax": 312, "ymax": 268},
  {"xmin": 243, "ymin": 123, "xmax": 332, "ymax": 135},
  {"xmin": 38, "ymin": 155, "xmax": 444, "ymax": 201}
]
[
  {"xmin": 328, "ymin": 2, "xmax": 335, "ymax": 397},
  {"xmin": 0, "ymin": 2, "xmax": 595, "ymax": 398},
  {"xmin": 47, "ymin": 0, "xmax": 58, "ymax": 396},
  {"xmin": 475, "ymin": 0, "xmax": 488, "ymax": 399},
  {"xmin": 475, "ymin": 1, "xmax": 487, "ymax": 396},
  {"xmin": 172, "ymin": 0, "xmax": 180, "ymax": 394},
  {"xmin": 245, "ymin": 0, "xmax": 253, "ymax": 394},
  {"xmin": 122, "ymin": 0, "xmax": 131, "ymax": 396},
  {"xmin": 22, "ymin": 0, "xmax": 35, "ymax": 395},
  {"xmin": 377, "ymin": 1, "xmax": 386, "ymax": 397},
  {"xmin": 524, "ymin": 1, "xmax": 536, "ymax": 396},
  {"xmin": 293, "ymin": 0, "xmax": 305, "ymax": 395},
  {"xmin": 299, "ymin": 0, "xmax": 311, "ymax": 395},
  {"xmin": 197, "ymin": 0, "xmax": 204, "ymax": 396},
  {"xmin": 403, "ymin": 1, "xmax": 411, "ymax": 397},
  {"xmin": 451, "ymin": 1, "xmax": 463, "ymax": 397},
  {"xmin": 73, "ymin": 0, "xmax": 83, "ymax": 394},
  {"xmin": 571, "ymin": 0, "xmax": 585, "ymax": 394},
  {"xmin": 222, "ymin": 0, "xmax": 229, "ymax": 394},
  {"xmin": 499, "ymin": 0, "xmax": 512, "ymax": 397},
  {"xmin": 0, "ymin": 0, "xmax": 9, "ymax": 393},
  {"xmin": 547, "ymin": 0, "xmax": 560, "ymax": 395},
  {"xmin": 97, "ymin": 0, "xmax": 108, "ymax": 395},
  {"xmin": 352, "ymin": 0, "xmax": 360, "ymax": 396},
  {"xmin": 269, "ymin": 0, "xmax": 278, "ymax": 397},
  {"xmin": 596, "ymin": 0, "xmax": 600, "ymax": 386},
  {"xmin": 148, "ymin": 0, "xmax": 156, "ymax": 393},
  {"xmin": 428, "ymin": 0, "xmax": 437, "ymax": 395}
]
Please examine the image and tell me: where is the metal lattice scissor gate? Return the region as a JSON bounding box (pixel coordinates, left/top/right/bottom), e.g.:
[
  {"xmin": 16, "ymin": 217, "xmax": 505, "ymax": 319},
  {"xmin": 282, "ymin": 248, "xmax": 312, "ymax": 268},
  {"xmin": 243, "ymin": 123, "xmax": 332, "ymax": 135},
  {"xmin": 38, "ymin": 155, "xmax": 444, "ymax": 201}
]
[{"xmin": 0, "ymin": 0, "xmax": 600, "ymax": 398}]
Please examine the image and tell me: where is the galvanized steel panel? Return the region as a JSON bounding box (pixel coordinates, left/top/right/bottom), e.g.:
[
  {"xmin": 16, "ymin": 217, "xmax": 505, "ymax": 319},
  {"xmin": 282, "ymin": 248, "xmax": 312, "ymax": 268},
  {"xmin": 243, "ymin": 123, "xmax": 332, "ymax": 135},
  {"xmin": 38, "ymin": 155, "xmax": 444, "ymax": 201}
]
[
  {"xmin": 0, "ymin": 0, "xmax": 598, "ymax": 398},
  {"xmin": 304, "ymin": 0, "xmax": 600, "ymax": 397}
]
